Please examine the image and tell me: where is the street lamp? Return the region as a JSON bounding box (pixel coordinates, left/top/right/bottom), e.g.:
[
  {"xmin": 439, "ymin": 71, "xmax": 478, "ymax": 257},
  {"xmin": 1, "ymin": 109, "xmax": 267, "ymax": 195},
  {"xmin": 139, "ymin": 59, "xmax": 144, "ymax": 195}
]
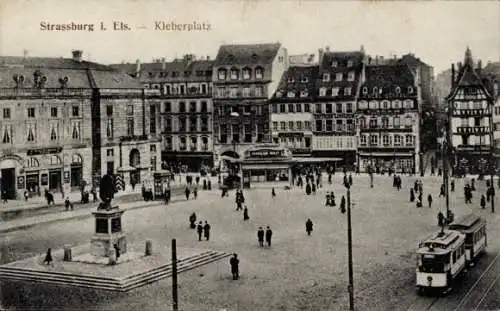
[
  {"xmin": 344, "ymin": 179, "xmax": 355, "ymax": 311},
  {"xmin": 442, "ymin": 139, "xmax": 451, "ymax": 223}
]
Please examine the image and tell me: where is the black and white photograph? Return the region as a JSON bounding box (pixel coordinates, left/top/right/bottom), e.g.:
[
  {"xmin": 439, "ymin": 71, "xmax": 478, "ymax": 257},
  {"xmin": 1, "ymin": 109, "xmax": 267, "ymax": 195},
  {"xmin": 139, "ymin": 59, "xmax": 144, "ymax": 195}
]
[{"xmin": 0, "ymin": 0, "xmax": 499, "ymax": 310}]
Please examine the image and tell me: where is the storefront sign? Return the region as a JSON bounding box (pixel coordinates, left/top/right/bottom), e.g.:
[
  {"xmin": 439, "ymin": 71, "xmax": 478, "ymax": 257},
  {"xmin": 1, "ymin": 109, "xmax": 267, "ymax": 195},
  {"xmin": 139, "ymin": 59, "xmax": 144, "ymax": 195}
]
[
  {"xmin": 17, "ymin": 176, "xmax": 25, "ymax": 189},
  {"xmin": 248, "ymin": 149, "xmax": 283, "ymax": 158},
  {"xmin": 41, "ymin": 173, "xmax": 48, "ymax": 186},
  {"xmin": 27, "ymin": 147, "xmax": 63, "ymax": 156},
  {"xmin": 64, "ymin": 171, "xmax": 70, "ymax": 184}
]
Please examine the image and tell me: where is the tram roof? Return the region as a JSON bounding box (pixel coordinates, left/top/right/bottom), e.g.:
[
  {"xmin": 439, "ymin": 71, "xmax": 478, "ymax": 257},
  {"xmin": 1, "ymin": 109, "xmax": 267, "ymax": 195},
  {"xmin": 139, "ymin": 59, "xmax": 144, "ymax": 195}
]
[
  {"xmin": 417, "ymin": 230, "xmax": 465, "ymax": 255},
  {"xmin": 447, "ymin": 213, "xmax": 484, "ymax": 232}
]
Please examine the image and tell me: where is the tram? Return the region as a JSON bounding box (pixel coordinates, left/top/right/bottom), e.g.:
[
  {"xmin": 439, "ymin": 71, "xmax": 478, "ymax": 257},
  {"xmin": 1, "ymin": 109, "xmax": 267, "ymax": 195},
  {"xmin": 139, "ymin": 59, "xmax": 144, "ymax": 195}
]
[
  {"xmin": 416, "ymin": 230, "xmax": 467, "ymax": 295},
  {"xmin": 447, "ymin": 213, "xmax": 487, "ymax": 265}
]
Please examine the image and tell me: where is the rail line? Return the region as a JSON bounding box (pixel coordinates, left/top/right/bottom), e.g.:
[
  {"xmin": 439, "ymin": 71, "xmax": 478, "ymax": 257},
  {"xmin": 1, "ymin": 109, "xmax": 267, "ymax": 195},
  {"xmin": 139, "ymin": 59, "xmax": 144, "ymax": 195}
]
[
  {"xmin": 453, "ymin": 251, "xmax": 500, "ymax": 311},
  {"xmin": 471, "ymin": 270, "xmax": 500, "ymax": 311}
]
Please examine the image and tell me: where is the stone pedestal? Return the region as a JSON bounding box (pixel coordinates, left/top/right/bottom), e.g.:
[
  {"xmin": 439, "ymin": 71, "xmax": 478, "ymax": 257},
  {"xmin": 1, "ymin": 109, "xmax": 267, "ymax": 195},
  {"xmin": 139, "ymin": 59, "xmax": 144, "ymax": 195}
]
[{"xmin": 90, "ymin": 207, "xmax": 127, "ymax": 258}]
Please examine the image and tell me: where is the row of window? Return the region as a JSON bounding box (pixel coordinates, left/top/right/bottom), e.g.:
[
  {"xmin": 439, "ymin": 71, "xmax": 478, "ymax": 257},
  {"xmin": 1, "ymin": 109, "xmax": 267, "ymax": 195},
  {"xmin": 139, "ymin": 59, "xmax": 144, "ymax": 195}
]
[
  {"xmin": 218, "ymin": 124, "xmax": 265, "ymax": 144},
  {"xmin": 215, "ymin": 86, "xmax": 264, "ymax": 98},
  {"xmin": 163, "ymin": 101, "xmax": 209, "ymax": 113},
  {"xmin": 218, "ymin": 105, "xmax": 265, "ymax": 116},
  {"xmin": 146, "ymin": 83, "xmax": 210, "ymax": 96},
  {"xmin": 2, "ymin": 106, "xmax": 81, "ymax": 119},
  {"xmin": 272, "ymin": 103, "xmax": 311, "ymax": 113},
  {"xmin": 313, "ymin": 137, "xmax": 356, "ymax": 149},
  {"xmin": 318, "ymin": 87, "xmax": 353, "ymax": 97},
  {"xmin": 164, "ymin": 136, "xmax": 210, "ymax": 151},
  {"xmin": 359, "ymin": 116, "xmax": 414, "ymax": 129},
  {"xmin": 314, "ymin": 119, "xmax": 355, "ymax": 132},
  {"xmin": 454, "ymin": 101, "xmax": 489, "ymax": 110},
  {"xmin": 272, "ymin": 121, "xmax": 312, "ymax": 131},
  {"xmin": 217, "ymin": 67, "xmax": 264, "ymax": 81},
  {"xmin": 163, "ymin": 117, "xmax": 210, "ymax": 132},
  {"xmin": 358, "ymin": 99, "xmax": 415, "ymax": 110},
  {"xmin": 361, "ymin": 86, "xmax": 414, "ymax": 96},
  {"xmin": 0, "ymin": 121, "xmax": 81, "ymax": 144},
  {"xmin": 274, "ymin": 136, "xmax": 312, "ymax": 149},
  {"xmin": 456, "ymin": 117, "xmax": 487, "ymax": 127},
  {"xmin": 359, "ymin": 134, "xmax": 415, "ymax": 146},
  {"xmin": 319, "ymin": 72, "xmax": 356, "ymax": 83}
]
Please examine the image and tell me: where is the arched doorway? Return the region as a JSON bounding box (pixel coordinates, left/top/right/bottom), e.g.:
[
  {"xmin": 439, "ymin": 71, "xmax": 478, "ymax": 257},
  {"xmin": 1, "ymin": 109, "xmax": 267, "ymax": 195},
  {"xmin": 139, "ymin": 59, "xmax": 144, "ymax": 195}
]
[
  {"xmin": 129, "ymin": 149, "xmax": 141, "ymax": 186},
  {"xmin": 0, "ymin": 155, "xmax": 24, "ymax": 199}
]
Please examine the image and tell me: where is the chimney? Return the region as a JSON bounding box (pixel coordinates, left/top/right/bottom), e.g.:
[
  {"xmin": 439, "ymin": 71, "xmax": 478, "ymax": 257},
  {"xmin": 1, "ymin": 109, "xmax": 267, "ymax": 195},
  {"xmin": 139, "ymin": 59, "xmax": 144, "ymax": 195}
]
[
  {"xmin": 360, "ymin": 45, "xmax": 365, "ymax": 54},
  {"xmin": 72, "ymin": 50, "xmax": 83, "ymax": 62},
  {"xmin": 318, "ymin": 48, "xmax": 324, "ymax": 64},
  {"xmin": 375, "ymin": 56, "xmax": 379, "ymax": 65},
  {"xmin": 23, "ymin": 49, "xmax": 28, "ymax": 58},
  {"xmin": 135, "ymin": 59, "xmax": 141, "ymax": 77},
  {"xmin": 325, "ymin": 46, "xmax": 330, "ymax": 53},
  {"xmin": 161, "ymin": 57, "xmax": 166, "ymax": 70},
  {"xmin": 206, "ymin": 56, "xmax": 210, "ymax": 61},
  {"xmin": 451, "ymin": 64, "xmax": 455, "ymax": 87}
]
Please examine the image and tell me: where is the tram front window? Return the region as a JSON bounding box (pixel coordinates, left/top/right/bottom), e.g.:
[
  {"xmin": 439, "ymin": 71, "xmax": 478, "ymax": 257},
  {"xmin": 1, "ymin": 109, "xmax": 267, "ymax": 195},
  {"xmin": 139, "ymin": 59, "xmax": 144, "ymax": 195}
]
[{"xmin": 419, "ymin": 254, "xmax": 448, "ymax": 273}]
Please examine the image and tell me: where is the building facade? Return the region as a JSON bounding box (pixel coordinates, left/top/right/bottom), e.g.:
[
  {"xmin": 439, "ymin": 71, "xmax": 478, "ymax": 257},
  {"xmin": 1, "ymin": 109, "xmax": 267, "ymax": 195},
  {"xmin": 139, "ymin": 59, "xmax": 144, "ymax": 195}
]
[
  {"xmin": 446, "ymin": 48, "xmax": 496, "ymax": 175},
  {"xmin": 356, "ymin": 63, "xmax": 421, "ymax": 173},
  {"xmin": 0, "ymin": 50, "xmax": 160, "ymax": 199},
  {"xmin": 212, "ymin": 43, "xmax": 289, "ymax": 165},
  {"xmin": 312, "ymin": 48, "xmax": 364, "ymax": 167},
  {"xmin": 484, "ymin": 62, "xmax": 500, "ymax": 167},
  {"xmin": 119, "ymin": 56, "xmax": 215, "ymax": 172},
  {"xmin": 270, "ymin": 65, "xmax": 318, "ymax": 156}
]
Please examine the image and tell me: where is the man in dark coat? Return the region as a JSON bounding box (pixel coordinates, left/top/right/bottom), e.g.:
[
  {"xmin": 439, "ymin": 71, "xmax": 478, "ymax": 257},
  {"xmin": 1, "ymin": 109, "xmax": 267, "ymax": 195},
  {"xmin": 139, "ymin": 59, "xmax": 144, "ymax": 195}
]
[
  {"xmin": 348, "ymin": 174, "xmax": 353, "ymax": 186},
  {"xmin": 230, "ymin": 254, "xmax": 239, "ymax": 280},
  {"xmin": 306, "ymin": 219, "xmax": 313, "ymax": 236},
  {"xmin": 44, "ymin": 248, "xmax": 53, "ymax": 265},
  {"xmin": 272, "ymin": 187, "xmax": 276, "ymax": 198},
  {"xmin": 196, "ymin": 221, "xmax": 203, "ymax": 241},
  {"xmin": 450, "ymin": 179, "xmax": 455, "ymax": 192},
  {"xmin": 340, "ymin": 195, "xmax": 346, "ymax": 214},
  {"xmin": 243, "ymin": 206, "xmax": 249, "ymax": 221},
  {"xmin": 203, "ymin": 221, "xmax": 211, "ymax": 241},
  {"xmin": 438, "ymin": 211, "xmax": 444, "ymax": 227},
  {"xmin": 428, "ymin": 194, "xmax": 433, "ymax": 208},
  {"xmin": 189, "ymin": 212, "xmax": 197, "ymax": 229},
  {"xmin": 480, "ymin": 194, "xmax": 486, "ymax": 209},
  {"xmin": 305, "ymin": 183, "xmax": 311, "ymax": 195},
  {"xmin": 311, "ymin": 183, "xmax": 316, "ymax": 194},
  {"xmin": 410, "ymin": 188, "xmax": 415, "ymax": 202},
  {"xmin": 257, "ymin": 227, "xmax": 264, "ymax": 247},
  {"xmin": 185, "ymin": 187, "xmax": 191, "ymax": 200},
  {"xmin": 439, "ymin": 184, "xmax": 445, "ymax": 197},
  {"xmin": 265, "ymin": 226, "xmax": 273, "ymax": 247}
]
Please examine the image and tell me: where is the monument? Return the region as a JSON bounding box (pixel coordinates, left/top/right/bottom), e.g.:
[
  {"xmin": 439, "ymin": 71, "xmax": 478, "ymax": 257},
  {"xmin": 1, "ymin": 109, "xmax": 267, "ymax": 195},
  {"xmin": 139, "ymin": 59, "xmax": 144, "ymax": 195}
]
[{"xmin": 90, "ymin": 174, "xmax": 127, "ymax": 258}]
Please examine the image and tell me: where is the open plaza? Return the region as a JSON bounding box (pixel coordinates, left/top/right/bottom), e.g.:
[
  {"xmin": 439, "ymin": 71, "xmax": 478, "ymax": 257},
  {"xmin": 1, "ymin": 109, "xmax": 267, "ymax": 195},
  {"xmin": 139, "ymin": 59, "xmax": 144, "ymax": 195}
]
[{"xmin": 2, "ymin": 172, "xmax": 500, "ymax": 311}]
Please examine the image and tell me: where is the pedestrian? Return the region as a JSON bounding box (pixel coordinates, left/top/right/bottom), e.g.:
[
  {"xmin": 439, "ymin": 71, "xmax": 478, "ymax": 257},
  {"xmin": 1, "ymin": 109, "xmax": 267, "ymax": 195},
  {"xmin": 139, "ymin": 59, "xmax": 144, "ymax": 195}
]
[
  {"xmin": 410, "ymin": 188, "xmax": 415, "ymax": 202},
  {"xmin": 64, "ymin": 197, "xmax": 73, "ymax": 211},
  {"xmin": 257, "ymin": 227, "xmax": 264, "ymax": 247},
  {"xmin": 272, "ymin": 187, "xmax": 276, "ymax": 198},
  {"xmin": 428, "ymin": 194, "xmax": 433, "ymax": 208},
  {"xmin": 471, "ymin": 179, "xmax": 476, "ymax": 191},
  {"xmin": 243, "ymin": 206, "xmax": 249, "ymax": 221},
  {"xmin": 311, "ymin": 183, "xmax": 316, "ymax": 194},
  {"xmin": 340, "ymin": 195, "xmax": 346, "ymax": 214},
  {"xmin": 44, "ymin": 248, "xmax": 53, "ymax": 265},
  {"xmin": 193, "ymin": 187, "xmax": 198, "ymax": 199},
  {"xmin": 1, "ymin": 189, "xmax": 7, "ymax": 203},
  {"xmin": 203, "ymin": 221, "xmax": 211, "ymax": 241},
  {"xmin": 185, "ymin": 186, "xmax": 191, "ymax": 200},
  {"xmin": 480, "ymin": 194, "xmax": 486, "ymax": 209},
  {"xmin": 437, "ymin": 211, "xmax": 444, "ymax": 227},
  {"xmin": 305, "ymin": 218, "xmax": 313, "ymax": 236},
  {"xmin": 196, "ymin": 221, "xmax": 203, "ymax": 241},
  {"xmin": 439, "ymin": 184, "xmax": 445, "ymax": 197},
  {"xmin": 189, "ymin": 212, "xmax": 197, "ymax": 229},
  {"xmin": 348, "ymin": 173, "xmax": 353, "ymax": 186},
  {"xmin": 229, "ymin": 253, "xmax": 239, "ymax": 280},
  {"xmin": 451, "ymin": 179, "xmax": 455, "ymax": 192},
  {"xmin": 265, "ymin": 226, "xmax": 273, "ymax": 247},
  {"xmin": 24, "ymin": 190, "xmax": 29, "ymax": 201}
]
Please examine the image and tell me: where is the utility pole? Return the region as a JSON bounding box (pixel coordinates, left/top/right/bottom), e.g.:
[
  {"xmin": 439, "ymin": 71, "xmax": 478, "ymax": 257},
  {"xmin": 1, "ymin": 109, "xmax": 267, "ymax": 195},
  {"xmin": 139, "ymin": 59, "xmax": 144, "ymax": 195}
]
[
  {"xmin": 488, "ymin": 96, "xmax": 496, "ymax": 213},
  {"xmin": 171, "ymin": 239, "xmax": 179, "ymax": 311},
  {"xmin": 345, "ymin": 182, "xmax": 354, "ymax": 311},
  {"xmin": 443, "ymin": 140, "xmax": 450, "ymax": 225}
]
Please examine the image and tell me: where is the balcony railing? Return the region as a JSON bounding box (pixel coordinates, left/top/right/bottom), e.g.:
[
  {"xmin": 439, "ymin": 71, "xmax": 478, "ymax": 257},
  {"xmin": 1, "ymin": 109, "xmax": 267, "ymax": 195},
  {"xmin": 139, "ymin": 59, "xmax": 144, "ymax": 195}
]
[{"xmin": 456, "ymin": 126, "xmax": 490, "ymax": 134}]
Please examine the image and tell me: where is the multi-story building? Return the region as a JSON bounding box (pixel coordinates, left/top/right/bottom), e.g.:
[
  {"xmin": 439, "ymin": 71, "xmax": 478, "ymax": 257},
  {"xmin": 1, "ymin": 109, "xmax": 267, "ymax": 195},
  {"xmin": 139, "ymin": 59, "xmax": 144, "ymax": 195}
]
[
  {"xmin": 484, "ymin": 62, "xmax": 500, "ymax": 167},
  {"xmin": 270, "ymin": 65, "xmax": 318, "ymax": 156},
  {"xmin": 312, "ymin": 48, "xmax": 364, "ymax": 166},
  {"xmin": 212, "ymin": 43, "xmax": 289, "ymax": 164},
  {"xmin": 356, "ymin": 62, "xmax": 421, "ymax": 173},
  {"xmin": 0, "ymin": 50, "xmax": 160, "ymax": 199},
  {"xmin": 446, "ymin": 48, "xmax": 496, "ymax": 175},
  {"xmin": 118, "ymin": 55, "xmax": 215, "ymax": 171}
]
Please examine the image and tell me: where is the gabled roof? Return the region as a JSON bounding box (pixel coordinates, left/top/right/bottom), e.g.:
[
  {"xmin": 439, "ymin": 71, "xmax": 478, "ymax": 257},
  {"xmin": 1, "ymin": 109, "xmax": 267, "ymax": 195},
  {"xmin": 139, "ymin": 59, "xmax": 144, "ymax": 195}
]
[
  {"xmin": 214, "ymin": 43, "xmax": 281, "ymax": 66},
  {"xmin": 360, "ymin": 63, "xmax": 416, "ymax": 98},
  {"xmin": 0, "ymin": 56, "xmax": 142, "ymax": 89},
  {"xmin": 272, "ymin": 65, "xmax": 319, "ymax": 101},
  {"xmin": 446, "ymin": 48, "xmax": 492, "ymax": 100}
]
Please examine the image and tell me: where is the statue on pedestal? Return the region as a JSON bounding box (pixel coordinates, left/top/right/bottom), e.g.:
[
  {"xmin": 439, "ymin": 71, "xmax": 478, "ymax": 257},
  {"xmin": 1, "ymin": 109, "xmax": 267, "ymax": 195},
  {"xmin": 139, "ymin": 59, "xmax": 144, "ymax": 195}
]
[{"xmin": 98, "ymin": 174, "xmax": 116, "ymax": 211}]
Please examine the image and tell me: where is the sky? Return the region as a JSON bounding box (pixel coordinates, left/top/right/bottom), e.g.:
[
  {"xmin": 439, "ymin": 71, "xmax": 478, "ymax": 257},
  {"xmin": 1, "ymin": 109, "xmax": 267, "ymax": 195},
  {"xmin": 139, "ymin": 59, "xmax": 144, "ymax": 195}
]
[{"xmin": 0, "ymin": 0, "xmax": 499, "ymax": 73}]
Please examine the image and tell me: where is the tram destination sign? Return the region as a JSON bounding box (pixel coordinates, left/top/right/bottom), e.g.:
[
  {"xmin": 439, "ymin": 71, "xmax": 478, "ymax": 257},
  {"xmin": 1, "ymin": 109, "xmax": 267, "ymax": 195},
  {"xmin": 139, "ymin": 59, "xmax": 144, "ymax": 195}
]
[
  {"xmin": 248, "ymin": 149, "xmax": 283, "ymax": 158},
  {"xmin": 27, "ymin": 147, "xmax": 63, "ymax": 156}
]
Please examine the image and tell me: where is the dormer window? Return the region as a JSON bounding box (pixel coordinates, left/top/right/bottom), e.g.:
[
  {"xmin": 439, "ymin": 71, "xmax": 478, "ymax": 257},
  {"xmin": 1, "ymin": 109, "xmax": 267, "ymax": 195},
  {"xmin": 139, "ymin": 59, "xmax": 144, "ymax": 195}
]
[
  {"xmin": 395, "ymin": 87, "xmax": 401, "ymax": 95},
  {"xmin": 276, "ymin": 91, "xmax": 283, "ymax": 98},
  {"xmin": 336, "ymin": 73, "xmax": 343, "ymax": 81},
  {"xmin": 287, "ymin": 91, "xmax": 295, "ymax": 98},
  {"xmin": 344, "ymin": 87, "xmax": 352, "ymax": 96},
  {"xmin": 300, "ymin": 91, "xmax": 308, "ymax": 98},
  {"xmin": 348, "ymin": 71, "xmax": 355, "ymax": 81},
  {"xmin": 218, "ymin": 69, "xmax": 227, "ymax": 80},
  {"xmin": 362, "ymin": 87, "xmax": 368, "ymax": 95},
  {"xmin": 288, "ymin": 77, "xmax": 295, "ymax": 83},
  {"xmin": 301, "ymin": 77, "xmax": 308, "ymax": 83},
  {"xmin": 255, "ymin": 67, "xmax": 263, "ymax": 79},
  {"xmin": 242, "ymin": 68, "xmax": 251, "ymax": 80},
  {"xmin": 323, "ymin": 73, "xmax": 330, "ymax": 82},
  {"xmin": 373, "ymin": 87, "xmax": 378, "ymax": 96},
  {"xmin": 251, "ymin": 53, "xmax": 259, "ymax": 62},
  {"xmin": 319, "ymin": 87, "xmax": 327, "ymax": 96},
  {"xmin": 230, "ymin": 69, "xmax": 239, "ymax": 80},
  {"xmin": 332, "ymin": 87, "xmax": 340, "ymax": 96},
  {"xmin": 149, "ymin": 72, "xmax": 153, "ymax": 77},
  {"xmin": 347, "ymin": 60, "xmax": 353, "ymax": 67},
  {"xmin": 408, "ymin": 86, "xmax": 414, "ymax": 94},
  {"xmin": 332, "ymin": 61, "xmax": 338, "ymax": 68}
]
